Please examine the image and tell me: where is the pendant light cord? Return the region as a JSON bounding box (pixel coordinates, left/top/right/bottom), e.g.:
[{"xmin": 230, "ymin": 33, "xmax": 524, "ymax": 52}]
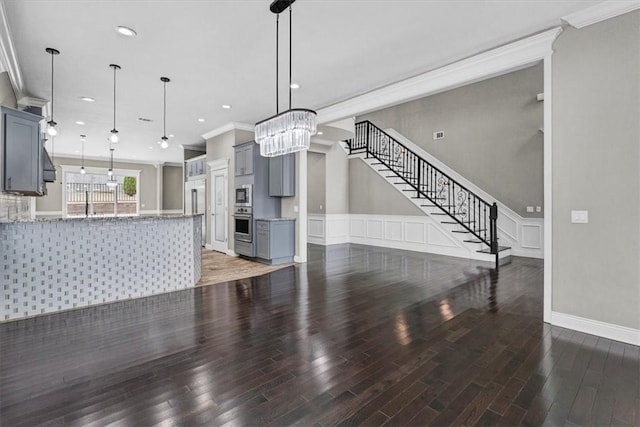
[
  {"xmin": 289, "ymin": 5, "xmax": 292, "ymax": 110},
  {"xmin": 113, "ymin": 66, "xmax": 117, "ymax": 130},
  {"xmin": 50, "ymin": 51, "xmax": 54, "ymax": 121},
  {"xmin": 163, "ymin": 80, "xmax": 167, "ymax": 138},
  {"xmin": 276, "ymin": 13, "xmax": 279, "ymax": 114}
]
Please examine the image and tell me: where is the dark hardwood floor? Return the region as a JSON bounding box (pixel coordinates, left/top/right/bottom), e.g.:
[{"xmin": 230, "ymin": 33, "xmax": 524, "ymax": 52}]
[{"xmin": 1, "ymin": 244, "xmax": 638, "ymax": 426}]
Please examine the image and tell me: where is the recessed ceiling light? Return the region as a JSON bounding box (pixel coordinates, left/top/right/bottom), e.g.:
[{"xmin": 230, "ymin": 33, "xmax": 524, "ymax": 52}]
[
  {"xmin": 317, "ymin": 131, "xmax": 323, "ymax": 135},
  {"xmin": 148, "ymin": 146, "xmax": 153, "ymax": 150},
  {"xmin": 222, "ymin": 104, "xmax": 232, "ymax": 109},
  {"xmin": 74, "ymin": 150, "xmax": 80, "ymax": 153},
  {"xmin": 75, "ymin": 121, "xmax": 85, "ymax": 125},
  {"xmin": 137, "ymin": 117, "xmax": 153, "ymax": 122},
  {"xmin": 290, "ymin": 83, "xmax": 300, "ymax": 89},
  {"xmin": 197, "ymin": 118, "xmax": 205, "ymax": 122},
  {"xmin": 116, "ymin": 26, "xmax": 137, "ymax": 37},
  {"xmin": 80, "ymin": 96, "xmax": 95, "ymax": 102},
  {"xmin": 169, "ymin": 134, "xmax": 175, "ymax": 138}
]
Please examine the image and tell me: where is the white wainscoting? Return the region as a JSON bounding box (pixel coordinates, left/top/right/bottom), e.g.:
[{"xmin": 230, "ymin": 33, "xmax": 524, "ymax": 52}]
[
  {"xmin": 308, "ymin": 213, "xmax": 493, "ymax": 260},
  {"xmin": 308, "ymin": 214, "xmax": 349, "ymax": 245},
  {"xmin": 551, "ymin": 312, "xmax": 640, "ymax": 346}
]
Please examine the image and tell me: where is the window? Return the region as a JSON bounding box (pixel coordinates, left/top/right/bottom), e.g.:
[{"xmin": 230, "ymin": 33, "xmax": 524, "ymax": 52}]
[{"xmin": 62, "ymin": 166, "xmax": 140, "ymax": 218}]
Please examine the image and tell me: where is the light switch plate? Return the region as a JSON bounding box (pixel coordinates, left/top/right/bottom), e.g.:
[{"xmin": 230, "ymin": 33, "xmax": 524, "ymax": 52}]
[
  {"xmin": 536, "ymin": 206, "xmax": 542, "ymax": 213},
  {"xmin": 571, "ymin": 210, "xmax": 589, "ymax": 223},
  {"xmin": 526, "ymin": 206, "xmax": 534, "ymax": 213}
]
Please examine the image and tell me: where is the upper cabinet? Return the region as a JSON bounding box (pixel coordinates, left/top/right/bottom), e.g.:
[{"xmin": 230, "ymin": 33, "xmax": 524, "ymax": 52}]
[
  {"xmin": 2, "ymin": 106, "xmax": 53, "ymax": 196},
  {"xmin": 234, "ymin": 142, "xmax": 254, "ymax": 176},
  {"xmin": 269, "ymin": 153, "xmax": 295, "ymax": 197},
  {"xmin": 185, "ymin": 155, "xmax": 207, "ymax": 180}
]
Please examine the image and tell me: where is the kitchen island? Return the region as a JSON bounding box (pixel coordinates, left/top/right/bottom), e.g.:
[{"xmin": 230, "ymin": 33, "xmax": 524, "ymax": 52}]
[{"xmin": 1, "ymin": 214, "xmax": 202, "ymax": 321}]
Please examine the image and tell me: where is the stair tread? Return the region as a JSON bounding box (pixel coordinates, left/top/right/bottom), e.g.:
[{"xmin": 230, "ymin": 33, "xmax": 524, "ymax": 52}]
[
  {"xmin": 464, "ymin": 239, "xmax": 484, "ymax": 244},
  {"xmin": 477, "ymin": 246, "xmax": 511, "ymax": 254}
]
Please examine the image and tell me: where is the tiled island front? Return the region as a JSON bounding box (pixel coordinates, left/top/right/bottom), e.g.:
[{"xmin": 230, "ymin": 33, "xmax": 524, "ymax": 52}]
[{"xmin": 1, "ymin": 215, "xmax": 202, "ymax": 321}]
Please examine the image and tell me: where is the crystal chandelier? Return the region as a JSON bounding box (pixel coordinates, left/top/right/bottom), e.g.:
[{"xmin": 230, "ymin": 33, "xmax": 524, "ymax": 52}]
[{"xmin": 255, "ymin": 0, "xmax": 316, "ymax": 157}]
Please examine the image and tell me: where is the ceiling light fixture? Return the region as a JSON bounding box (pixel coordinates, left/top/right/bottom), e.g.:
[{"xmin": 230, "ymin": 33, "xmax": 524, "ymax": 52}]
[
  {"xmin": 290, "ymin": 83, "xmax": 300, "ymax": 89},
  {"xmin": 45, "ymin": 47, "xmax": 60, "ymax": 136},
  {"xmin": 169, "ymin": 134, "xmax": 175, "ymax": 138},
  {"xmin": 106, "ymin": 146, "xmax": 117, "ymax": 189},
  {"xmin": 116, "ymin": 26, "xmax": 137, "ymax": 37},
  {"xmin": 255, "ymin": 0, "xmax": 316, "ymax": 157},
  {"xmin": 75, "ymin": 121, "xmax": 85, "ymax": 125},
  {"xmin": 197, "ymin": 118, "xmax": 205, "ymax": 122},
  {"xmin": 108, "ymin": 64, "xmax": 121, "ymax": 143},
  {"xmin": 222, "ymin": 104, "xmax": 232, "ymax": 109},
  {"xmin": 80, "ymin": 135, "xmax": 86, "ymax": 174},
  {"xmin": 159, "ymin": 77, "xmax": 170, "ymax": 149},
  {"xmin": 80, "ymin": 96, "xmax": 95, "ymax": 102}
]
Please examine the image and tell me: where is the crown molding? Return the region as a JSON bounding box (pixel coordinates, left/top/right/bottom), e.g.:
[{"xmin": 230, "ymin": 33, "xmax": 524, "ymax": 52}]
[
  {"xmin": 562, "ymin": 0, "xmax": 640, "ymax": 29},
  {"xmin": 53, "ymin": 153, "xmax": 171, "ymax": 166},
  {"xmin": 17, "ymin": 96, "xmax": 48, "ymax": 110},
  {"xmin": 0, "ymin": 0, "xmax": 25, "ymax": 99},
  {"xmin": 317, "ymin": 27, "xmax": 562, "ymax": 124},
  {"xmin": 201, "ymin": 122, "xmax": 254, "ymax": 141}
]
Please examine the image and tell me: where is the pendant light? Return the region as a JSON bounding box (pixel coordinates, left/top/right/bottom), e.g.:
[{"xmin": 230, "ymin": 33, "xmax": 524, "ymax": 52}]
[
  {"xmin": 109, "ymin": 64, "xmax": 121, "ymax": 143},
  {"xmin": 80, "ymin": 135, "xmax": 86, "ymax": 174},
  {"xmin": 254, "ymin": 0, "xmax": 316, "ymax": 157},
  {"xmin": 106, "ymin": 146, "xmax": 117, "ymax": 188},
  {"xmin": 45, "ymin": 47, "xmax": 60, "ymax": 136},
  {"xmin": 159, "ymin": 77, "xmax": 170, "ymax": 149}
]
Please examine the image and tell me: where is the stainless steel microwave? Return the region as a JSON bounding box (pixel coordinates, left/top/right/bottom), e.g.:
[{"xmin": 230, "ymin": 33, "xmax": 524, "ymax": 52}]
[{"xmin": 235, "ymin": 184, "xmax": 252, "ymax": 207}]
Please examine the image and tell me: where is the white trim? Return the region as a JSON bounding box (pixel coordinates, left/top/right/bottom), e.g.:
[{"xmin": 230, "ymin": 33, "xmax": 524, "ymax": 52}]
[
  {"xmin": 140, "ymin": 210, "xmax": 161, "ymax": 215},
  {"xmin": 543, "ymin": 53, "xmax": 553, "ymax": 324},
  {"xmin": 551, "ymin": 312, "xmax": 640, "ymax": 346},
  {"xmin": 208, "ymin": 158, "xmax": 230, "ymax": 171},
  {"xmin": 210, "ymin": 165, "xmax": 229, "ymax": 253},
  {"xmin": 562, "ymin": 0, "xmax": 640, "ymax": 29},
  {"xmin": 307, "ymin": 213, "xmax": 350, "ymax": 245},
  {"xmin": 0, "ymin": 0, "xmax": 24, "ymax": 98},
  {"xmin": 226, "ymin": 249, "xmax": 238, "ymax": 257},
  {"xmin": 201, "ymin": 122, "xmax": 254, "ymax": 140},
  {"xmin": 317, "ymin": 27, "xmax": 562, "ymax": 124},
  {"xmin": 60, "ymin": 165, "xmax": 142, "ymax": 176},
  {"xmin": 35, "ymin": 210, "xmax": 62, "ymax": 216},
  {"xmin": 17, "ymin": 96, "xmax": 48, "ymax": 110},
  {"xmin": 56, "ymin": 153, "xmax": 167, "ymax": 166},
  {"xmin": 162, "ymin": 209, "xmax": 183, "ymax": 215}
]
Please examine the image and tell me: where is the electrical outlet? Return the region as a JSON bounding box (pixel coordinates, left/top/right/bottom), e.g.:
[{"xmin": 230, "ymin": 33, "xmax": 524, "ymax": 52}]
[
  {"xmin": 536, "ymin": 206, "xmax": 541, "ymax": 213},
  {"xmin": 571, "ymin": 210, "xmax": 589, "ymax": 224},
  {"xmin": 433, "ymin": 131, "xmax": 445, "ymax": 140},
  {"xmin": 526, "ymin": 206, "xmax": 534, "ymax": 213},
  {"xmin": 294, "ymin": 205, "xmax": 299, "ymax": 213},
  {"xmin": 319, "ymin": 205, "xmax": 323, "ymax": 210}
]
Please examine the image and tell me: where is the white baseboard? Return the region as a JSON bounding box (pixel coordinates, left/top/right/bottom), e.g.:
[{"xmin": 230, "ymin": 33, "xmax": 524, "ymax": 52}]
[
  {"xmin": 36, "ymin": 210, "xmax": 62, "ymax": 216},
  {"xmin": 226, "ymin": 249, "xmax": 238, "ymax": 257},
  {"xmin": 551, "ymin": 311, "xmax": 640, "ymax": 346}
]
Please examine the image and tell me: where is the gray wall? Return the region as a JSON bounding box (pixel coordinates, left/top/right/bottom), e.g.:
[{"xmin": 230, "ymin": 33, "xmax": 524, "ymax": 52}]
[
  {"xmin": 163, "ymin": 165, "xmax": 183, "ymax": 211},
  {"xmin": 552, "ymin": 11, "xmax": 640, "ymax": 329},
  {"xmin": 358, "ymin": 63, "xmax": 543, "ymax": 218},
  {"xmin": 0, "ymin": 71, "xmax": 17, "ymax": 107},
  {"xmin": 307, "ymin": 152, "xmax": 325, "ymax": 214},
  {"xmin": 184, "ymin": 148, "xmax": 205, "ymax": 162},
  {"xmin": 36, "ymin": 157, "xmax": 159, "ymax": 213},
  {"xmin": 349, "ymin": 157, "xmax": 423, "ymax": 216},
  {"xmin": 325, "ymin": 143, "xmax": 349, "ymax": 214}
]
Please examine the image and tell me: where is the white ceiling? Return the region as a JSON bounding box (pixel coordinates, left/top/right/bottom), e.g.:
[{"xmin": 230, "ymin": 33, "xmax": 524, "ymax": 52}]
[{"xmin": 3, "ymin": 0, "xmax": 602, "ymax": 163}]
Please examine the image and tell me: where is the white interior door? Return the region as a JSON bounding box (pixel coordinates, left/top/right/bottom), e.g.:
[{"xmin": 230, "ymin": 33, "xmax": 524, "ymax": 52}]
[{"xmin": 211, "ymin": 167, "xmax": 228, "ymax": 253}]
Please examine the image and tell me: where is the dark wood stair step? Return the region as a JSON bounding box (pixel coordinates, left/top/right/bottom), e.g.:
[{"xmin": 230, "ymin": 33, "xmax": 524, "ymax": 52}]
[
  {"xmin": 441, "ymin": 221, "xmax": 476, "ymax": 224},
  {"xmin": 464, "ymin": 239, "xmax": 484, "ymax": 244}
]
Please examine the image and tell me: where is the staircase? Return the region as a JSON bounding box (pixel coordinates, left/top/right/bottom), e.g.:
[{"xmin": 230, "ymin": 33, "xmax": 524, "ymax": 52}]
[{"xmin": 347, "ymin": 120, "xmax": 510, "ymax": 267}]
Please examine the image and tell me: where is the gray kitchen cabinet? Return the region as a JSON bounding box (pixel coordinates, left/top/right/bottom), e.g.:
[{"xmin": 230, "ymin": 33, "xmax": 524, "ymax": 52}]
[
  {"xmin": 255, "ymin": 219, "xmax": 295, "ymax": 264},
  {"xmin": 185, "ymin": 156, "xmax": 206, "ymax": 179},
  {"xmin": 269, "ymin": 153, "xmax": 295, "ymax": 196},
  {"xmin": 234, "ymin": 142, "xmax": 254, "ymax": 176},
  {"xmin": 2, "ymin": 106, "xmax": 45, "ymax": 196}
]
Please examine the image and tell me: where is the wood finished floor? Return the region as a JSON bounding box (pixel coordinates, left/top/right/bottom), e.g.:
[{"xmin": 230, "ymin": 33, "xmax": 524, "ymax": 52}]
[{"xmin": 1, "ymin": 244, "xmax": 638, "ymax": 426}]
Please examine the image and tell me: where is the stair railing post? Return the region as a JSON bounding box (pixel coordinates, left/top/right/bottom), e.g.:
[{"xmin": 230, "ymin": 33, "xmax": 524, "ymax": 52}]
[
  {"xmin": 490, "ymin": 202, "xmax": 498, "ymax": 254},
  {"xmin": 365, "ymin": 122, "xmax": 370, "ymax": 158}
]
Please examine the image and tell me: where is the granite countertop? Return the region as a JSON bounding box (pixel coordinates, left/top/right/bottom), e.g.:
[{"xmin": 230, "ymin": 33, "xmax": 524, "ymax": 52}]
[
  {"xmin": 1, "ymin": 214, "xmax": 203, "ymax": 224},
  {"xmin": 255, "ymin": 217, "xmax": 296, "ymax": 222}
]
